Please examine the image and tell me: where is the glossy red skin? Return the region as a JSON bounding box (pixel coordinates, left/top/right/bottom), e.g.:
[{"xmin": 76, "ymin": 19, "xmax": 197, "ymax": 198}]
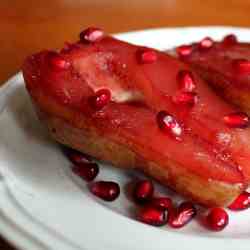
[
  {"xmin": 138, "ymin": 206, "xmax": 168, "ymax": 226},
  {"xmin": 168, "ymin": 201, "xmax": 197, "ymax": 228},
  {"xmin": 72, "ymin": 162, "xmax": 99, "ymax": 182},
  {"xmin": 206, "ymin": 207, "xmax": 229, "ymax": 231},
  {"xmin": 90, "ymin": 181, "xmax": 120, "ymax": 201},
  {"xmin": 66, "ymin": 148, "xmax": 91, "ymax": 165},
  {"xmin": 228, "ymin": 191, "xmax": 250, "ymax": 210},
  {"xmin": 150, "ymin": 197, "xmax": 173, "ymax": 211},
  {"xmin": 134, "ymin": 180, "xmax": 154, "ymax": 204},
  {"xmin": 22, "ymin": 36, "xmax": 250, "ymax": 188}
]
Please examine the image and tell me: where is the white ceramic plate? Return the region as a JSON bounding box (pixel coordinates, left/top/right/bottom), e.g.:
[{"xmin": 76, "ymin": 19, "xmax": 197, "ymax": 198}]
[{"xmin": 1, "ymin": 27, "xmax": 250, "ymax": 250}]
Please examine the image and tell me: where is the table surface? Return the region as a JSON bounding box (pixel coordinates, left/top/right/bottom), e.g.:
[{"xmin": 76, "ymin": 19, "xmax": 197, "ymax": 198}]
[{"xmin": 1, "ymin": 0, "xmax": 250, "ymax": 249}]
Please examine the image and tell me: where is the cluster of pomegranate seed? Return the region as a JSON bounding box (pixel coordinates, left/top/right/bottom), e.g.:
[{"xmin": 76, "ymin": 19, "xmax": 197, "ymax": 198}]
[
  {"xmin": 135, "ymin": 181, "xmax": 250, "ymax": 230},
  {"xmin": 223, "ymin": 112, "xmax": 249, "ymax": 128},
  {"xmin": 79, "ymin": 27, "xmax": 105, "ymax": 43},
  {"xmin": 89, "ymin": 88, "xmax": 111, "ymax": 110},
  {"xmin": 222, "ymin": 34, "xmax": 238, "ymax": 46},
  {"xmin": 232, "ymin": 58, "xmax": 250, "ymax": 75},
  {"xmin": 176, "ymin": 45, "xmax": 193, "ymax": 58},
  {"xmin": 134, "ymin": 181, "xmax": 171, "ymax": 226},
  {"xmin": 177, "ymin": 34, "xmax": 237, "ymax": 57},
  {"xmin": 66, "ymin": 148, "xmax": 250, "ymax": 231},
  {"xmin": 66, "ymin": 148, "xmax": 120, "ymax": 201},
  {"xmin": 48, "ymin": 51, "xmax": 71, "ymax": 71},
  {"xmin": 205, "ymin": 192, "xmax": 250, "ymax": 231},
  {"xmin": 134, "ymin": 180, "xmax": 197, "ymax": 228},
  {"xmin": 199, "ymin": 37, "xmax": 214, "ymax": 50},
  {"xmin": 137, "ymin": 48, "xmax": 158, "ymax": 64},
  {"xmin": 156, "ymin": 111, "xmax": 182, "ymax": 139}
]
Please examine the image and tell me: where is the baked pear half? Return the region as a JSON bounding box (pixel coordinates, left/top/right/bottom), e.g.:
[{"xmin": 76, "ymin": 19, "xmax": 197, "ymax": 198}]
[{"xmin": 23, "ymin": 29, "xmax": 250, "ymax": 207}]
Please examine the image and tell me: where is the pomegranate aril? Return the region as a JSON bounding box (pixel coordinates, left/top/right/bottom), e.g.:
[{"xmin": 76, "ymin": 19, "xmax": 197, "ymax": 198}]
[
  {"xmin": 151, "ymin": 197, "xmax": 172, "ymax": 211},
  {"xmin": 223, "ymin": 112, "xmax": 249, "ymax": 128},
  {"xmin": 168, "ymin": 201, "xmax": 197, "ymax": 228},
  {"xmin": 199, "ymin": 37, "xmax": 214, "ymax": 50},
  {"xmin": 177, "ymin": 70, "xmax": 196, "ymax": 92},
  {"xmin": 222, "ymin": 34, "xmax": 238, "ymax": 46},
  {"xmin": 173, "ymin": 92, "xmax": 198, "ymax": 106},
  {"xmin": 138, "ymin": 206, "xmax": 168, "ymax": 226},
  {"xmin": 73, "ymin": 162, "xmax": 99, "ymax": 182},
  {"xmin": 228, "ymin": 191, "xmax": 250, "ymax": 211},
  {"xmin": 206, "ymin": 207, "xmax": 229, "ymax": 231},
  {"xmin": 90, "ymin": 181, "xmax": 120, "ymax": 201},
  {"xmin": 66, "ymin": 149, "xmax": 90, "ymax": 165},
  {"xmin": 48, "ymin": 51, "xmax": 70, "ymax": 70},
  {"xmin": 89, "ymin": 89, "xmax": 111, "ymax": 110},
  {"xmin": 134, "ymin": 180, "xmax": 154, "ymax": 204},
  {"xmin": 137, "ymin": 49, "xmax": 157, "ymax": 64},
  {"xmin": 176, "ymin": 45, "xmax": 193, "ymax": 57},
  {"xmin": 79, "ymin": 27, "xmax": 104, "ymax": 43},
  {"xmin": 232, "ymin": 59, "xmax": 250, "ymax": 74},
  {"xmin": 156, "ymin": 111, "xmax": 182, "ymax": 139}
]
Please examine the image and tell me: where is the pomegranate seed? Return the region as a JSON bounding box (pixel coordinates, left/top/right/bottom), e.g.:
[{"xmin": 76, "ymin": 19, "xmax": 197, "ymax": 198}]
[
  {"xmin": 156, "ymin": 111, "xmax": 182, "ymax": 139},
  {"xmin": 138, "ymin": 206, "xmax": 168, "ymax": 226},
  {"xmin": 138, "ymin": 49, "xmax": 157, "ymax": 64},
  {"xmin": 168, "ymin": 201, "xmax": 197, "ymax": 228},
  {"xmin": 177, "ymin": 70, "xmax": 196, "ymax": 92},
  {"xmin": 79, "ymin": 27, "xmax": 104, "ymax": 43},
  {"xmin": 199, "ymin": 37, "xmax": 214, "ymax": 50},
  {"xmin": 73, "ymin": 162, "xmax": 99, "ymax": 182},
  {"xmin": 206, "ymin": 207, "xmax": 229, "ymax": 231},
  {"xmin": 151, "ymin": 197, "xmax": 172, "ymax": 211},
  {"xmin": 48, "ymin": 51, "xmax": 70, "ymax": 70},
  {"xmin": 223, "ymin": 112, "xmax": 249, "ymax": 128},
  {"xmin": 222, "ymin": 34, "xmax": 238, "ymax": 46},
  {"xmin": 66, "ymin": 149, "xmax": 90, "ymax": 165},
  {"xmin": 90, "ymin": 181, "xmax": 120, "ymax": 201},
  {"xmin": 89, "ymin": 89, "xmax": 111, "ymax": 110},
  {"xmin": 176, "ymin": 45, "xmax": 193, "ymax": 57},
  {"xmin": 173, "ymin": 92, "xmax": 198, "ymax": 106},
  {"xmin": 134, "ymin": 180, "xmax": 154, "ymax": 204},
  {"xmin": 228, "ymin": 191, "xmax": 250, "ymax": 211},
  {"xmin": 232, "ymin": 59, "xmax": 250, "ymax": 74}
]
